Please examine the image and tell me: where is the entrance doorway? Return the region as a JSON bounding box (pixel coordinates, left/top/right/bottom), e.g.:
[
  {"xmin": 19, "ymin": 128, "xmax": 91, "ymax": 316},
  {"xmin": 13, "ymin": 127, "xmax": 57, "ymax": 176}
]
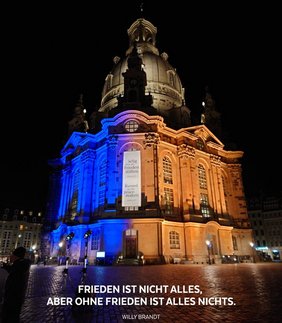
[{"xmin": 124, "ymin": 229, "xmax": 137, "ymax": 258}]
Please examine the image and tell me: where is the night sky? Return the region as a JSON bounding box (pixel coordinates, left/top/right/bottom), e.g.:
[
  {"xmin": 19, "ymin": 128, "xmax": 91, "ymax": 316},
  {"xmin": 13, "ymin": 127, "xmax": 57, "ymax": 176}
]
[{"xmin": 1, "ymin": 2, "xmax": 280, "ymax": 211}]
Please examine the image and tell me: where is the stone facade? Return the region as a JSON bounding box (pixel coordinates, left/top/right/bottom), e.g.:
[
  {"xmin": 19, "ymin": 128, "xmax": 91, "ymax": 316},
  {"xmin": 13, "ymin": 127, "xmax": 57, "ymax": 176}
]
[{"xmin": 47, "ymin": 110, "xmax": 253, "ymax": 265}]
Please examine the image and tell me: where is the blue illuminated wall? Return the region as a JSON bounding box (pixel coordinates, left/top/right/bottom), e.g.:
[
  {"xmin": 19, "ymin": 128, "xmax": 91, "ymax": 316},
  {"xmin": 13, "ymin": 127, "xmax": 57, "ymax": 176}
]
[{"xmin": 48, "ymin": 111, "xmax": 144, "ymax": 261}]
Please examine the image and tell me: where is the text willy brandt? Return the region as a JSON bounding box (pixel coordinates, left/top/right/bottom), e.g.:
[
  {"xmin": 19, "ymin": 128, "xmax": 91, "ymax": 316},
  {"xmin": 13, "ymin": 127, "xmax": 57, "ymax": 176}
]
[{"xmin": 47, "ymin": 284, "xmax": 236, "ymax": 306}]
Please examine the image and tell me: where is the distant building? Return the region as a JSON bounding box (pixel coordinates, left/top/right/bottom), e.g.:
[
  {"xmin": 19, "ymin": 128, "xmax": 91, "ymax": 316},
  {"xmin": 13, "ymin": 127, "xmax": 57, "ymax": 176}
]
[
  {"xmin": 45, "ymin": 17, "xmax": 253, "ymax": 265},
  {"xmin": 0, "ymin": 207, "xmax": 43, "ymax": 262},
  {"xmin": 248, "ymin": 195, "xmax": 282, "ymax": 260}
]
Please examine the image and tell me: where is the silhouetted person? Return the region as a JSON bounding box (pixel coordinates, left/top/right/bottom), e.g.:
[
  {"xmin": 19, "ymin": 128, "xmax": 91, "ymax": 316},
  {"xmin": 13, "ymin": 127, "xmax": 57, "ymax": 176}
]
[
  {"xmin": 1, "ymin": 247, "xmax": 31, "ymax": 323},
  {"xmin": 0, "ymin": 266, "xmax": 9, "ymax": 317}
]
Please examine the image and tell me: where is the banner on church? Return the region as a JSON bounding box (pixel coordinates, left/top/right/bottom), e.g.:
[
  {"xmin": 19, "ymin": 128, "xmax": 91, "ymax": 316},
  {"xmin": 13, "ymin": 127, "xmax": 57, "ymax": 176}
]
[{"xmin": 122, "ymin": 151, "xmax": 141, "ymax": 207}]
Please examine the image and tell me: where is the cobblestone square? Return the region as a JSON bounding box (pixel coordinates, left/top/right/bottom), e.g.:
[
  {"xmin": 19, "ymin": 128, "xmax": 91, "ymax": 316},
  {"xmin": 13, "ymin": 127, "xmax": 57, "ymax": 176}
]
[{"xmin": 17, "ymin": 263, "xmax": 282, "ymax": 322}]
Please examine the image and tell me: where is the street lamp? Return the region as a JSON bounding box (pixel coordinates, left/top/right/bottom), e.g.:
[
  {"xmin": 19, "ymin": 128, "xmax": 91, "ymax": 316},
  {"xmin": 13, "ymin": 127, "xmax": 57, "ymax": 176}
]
[
  {"xmin": 206, "ymin": 240, "xmax": 211, "ymax": 265},
  {"xmin": 249, "ymin": 242, "xmax": 256, "ymax": 263}
]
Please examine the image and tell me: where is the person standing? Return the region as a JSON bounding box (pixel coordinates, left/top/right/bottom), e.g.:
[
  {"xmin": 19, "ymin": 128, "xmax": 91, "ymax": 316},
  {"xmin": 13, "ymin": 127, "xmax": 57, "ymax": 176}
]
[
  {"xmin": 0, "ymin": 266, "xmax": 9, "ymax": 318},
  {"xmin": 1, "ymin": 247, "xmax": 31, "ymax": 323}
]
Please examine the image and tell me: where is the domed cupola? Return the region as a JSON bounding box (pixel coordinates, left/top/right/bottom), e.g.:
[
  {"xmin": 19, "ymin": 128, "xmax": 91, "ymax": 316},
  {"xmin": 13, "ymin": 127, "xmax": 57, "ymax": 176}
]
[{"xmin": 99, "ymin": 17, "xmax": 189, "ymax": 126}]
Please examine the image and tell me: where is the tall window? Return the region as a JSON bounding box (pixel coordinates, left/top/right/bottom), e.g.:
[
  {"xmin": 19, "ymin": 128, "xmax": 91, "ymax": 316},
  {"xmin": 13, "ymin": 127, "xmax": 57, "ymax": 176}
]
[
  {"xmin": 163, "ymin": 157, "xmax": 173, "ymax": 184},
  {"xmin": 169, "ymin": 231, "xmax": 180, "ymax": 249},
  {"xmin": 91, "ymin": 230, "xmax": 100, "ymax": 250},
  {"xmin": 164, "ymin": 188, "xmax": 174, "ymax": 214},
  {"xmin": 23, "ymin": 232, "xmax": 32, "ymax": 249},
  {"xmin": 163, "ymin": 156, "xmax": 174, "ymax": 214},
  {"xmin": 1, "ymin": 231, "xmax": 12, "ymax": 251},
  {"xmin": 198, "ymin": 164, "xmax": 210, "ymax": 217},
  {"xmin": 99, "ymin": 160, "xmax": 107, "ymax": 206},
  {"xmin": 200, "ymin": 193, "xmax": 210, "ymax": 217},
  {"xmin": 222, "ymin": 176, "xmax": 229, "ymax": 214},
  {"xmin": 198, "ymin": 165, "xmax": 207, "ymax": 189},
  {"xmin": 71, "ymin": 170, "xmax": 80, "ymax": 219}
]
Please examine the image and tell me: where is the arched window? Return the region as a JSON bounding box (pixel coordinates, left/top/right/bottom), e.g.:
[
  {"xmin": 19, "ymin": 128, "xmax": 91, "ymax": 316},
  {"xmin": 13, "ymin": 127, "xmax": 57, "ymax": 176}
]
[
  {"xmin": 98, "ymin": 160, "xmax": 107, "ymax": 206},
  {"xmin": 169, "ymin": 231, "xmax": 180, "ymax": 249},
  {"xmin": 163, "ymin": 157, "xmax": 173, "ymax": 184}
]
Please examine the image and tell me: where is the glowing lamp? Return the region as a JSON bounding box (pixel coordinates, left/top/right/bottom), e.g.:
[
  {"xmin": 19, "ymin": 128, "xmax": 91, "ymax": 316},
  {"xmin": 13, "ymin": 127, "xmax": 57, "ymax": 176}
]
[
  {"xmin": 84, "ymin": 230, "xmax": 92, "ymax": 239},
  {"xmin": 66, "ymin": 232, "xmax": 75, "ymax": 240}
]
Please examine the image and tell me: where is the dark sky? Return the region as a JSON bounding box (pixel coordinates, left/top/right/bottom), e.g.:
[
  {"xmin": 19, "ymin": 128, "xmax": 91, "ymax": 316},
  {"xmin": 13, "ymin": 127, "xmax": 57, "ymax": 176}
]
[{"xmin": 1, "ymin": 2, "xmax": 280, "ymax": 211}]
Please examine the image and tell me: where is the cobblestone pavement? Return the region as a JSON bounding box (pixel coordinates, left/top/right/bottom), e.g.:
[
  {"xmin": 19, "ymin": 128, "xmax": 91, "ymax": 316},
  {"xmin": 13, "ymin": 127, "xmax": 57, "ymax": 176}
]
[{"xmin": 18, "ymin": 263, "xmax": 282, "ymax": 323}]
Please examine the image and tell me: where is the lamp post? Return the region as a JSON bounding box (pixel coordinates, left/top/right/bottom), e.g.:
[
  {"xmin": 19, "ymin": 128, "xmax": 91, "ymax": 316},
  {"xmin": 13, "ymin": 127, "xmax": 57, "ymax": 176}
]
[
  {"xmin": 31, "ymin": 245, "xmax": 37, "ymax": 264},
  {"xmin": 83, "ymin": 230, "xmax": 92, "ymax": 275},
  {"xmin": 249, "ymin": 242, "xmax": 256, "ymax": 263},
  {"xmin": 64, "ymin": 232, "xmax": 74, "ymax": 275},
  {"xmin": 58, "ymin": 241, "xmax": 63, "ymax": 266},
  {"xmin": 66, "ymin": 232, "xmax": 75, "ymax": 258},
  {"xmin": 84, "ymin": 230, "xmax": 92, "ymax": 258},
  {"xmin": 15, "ymin": 234, "xmax": 22, "ymax": 249},
  {"xmin": 206, "ymin": 240, "xmax": 211, "ymax": 265}
]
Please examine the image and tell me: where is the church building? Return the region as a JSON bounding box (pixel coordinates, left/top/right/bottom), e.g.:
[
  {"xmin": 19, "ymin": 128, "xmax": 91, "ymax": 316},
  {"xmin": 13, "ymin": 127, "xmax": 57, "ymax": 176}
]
[{"xmin": 45, "ymin": 17, "xmax": 253, "ymax": 265}]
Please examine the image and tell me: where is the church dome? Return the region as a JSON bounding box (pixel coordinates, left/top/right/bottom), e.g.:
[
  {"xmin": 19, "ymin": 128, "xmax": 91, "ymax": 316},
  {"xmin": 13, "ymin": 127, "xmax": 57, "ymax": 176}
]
[{"xmin": 99, "ymin": 18, "xmax": 185, "ymax": 114}]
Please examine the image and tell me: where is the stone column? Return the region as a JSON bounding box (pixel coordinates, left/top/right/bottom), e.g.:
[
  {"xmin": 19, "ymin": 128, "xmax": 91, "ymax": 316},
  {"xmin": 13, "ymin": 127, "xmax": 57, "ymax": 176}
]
[
  {"xmin": 80, "ymin": 150, "xmax": 96, "ymax": 222},
  {"xmin": 106, "ymin": 135, "xmax": 119, "ymax": 206},
  {"xmin": 144, "ymin": 133, "xmax": 160, "ymax": 206},
  {"xmin": 209, "ymin": 155, "xmax": 222, "ymax": 216},
  {"xmin": 177, "ymin": 144, "xmax": 195, "ymax": 219}
]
